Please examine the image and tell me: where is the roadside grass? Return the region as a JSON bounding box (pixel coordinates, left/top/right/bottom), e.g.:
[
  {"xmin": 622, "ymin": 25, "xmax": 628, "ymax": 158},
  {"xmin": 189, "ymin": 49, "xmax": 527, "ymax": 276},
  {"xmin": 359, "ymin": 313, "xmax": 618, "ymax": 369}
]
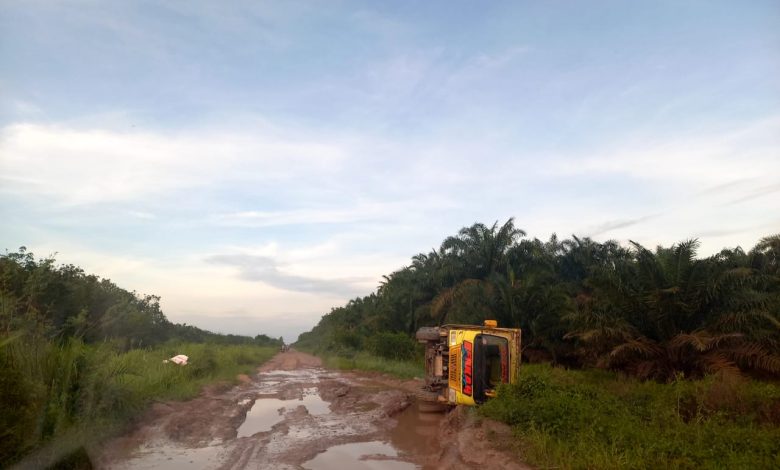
[
  {"xmin": 480, "ymin": 363, "xmax": 780, "ymax": 470},
  {"xmin": 305, "ymin": 349, "xmax": 423, "ymax": 379},
  {"xmin": 0, "ymin": 335, "xmax": 276, "ymax": 468}
]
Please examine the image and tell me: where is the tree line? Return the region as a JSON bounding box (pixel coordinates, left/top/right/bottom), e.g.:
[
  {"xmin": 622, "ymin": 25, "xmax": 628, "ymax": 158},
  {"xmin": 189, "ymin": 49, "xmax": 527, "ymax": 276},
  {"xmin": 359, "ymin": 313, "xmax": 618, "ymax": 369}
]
[
  {"xmin": 297, "ymin": 219, "xmax": 779, "ymax": 380},
  {"xmin": 0, "ymin": 247, "xmax": 281, "ymax": 348}
]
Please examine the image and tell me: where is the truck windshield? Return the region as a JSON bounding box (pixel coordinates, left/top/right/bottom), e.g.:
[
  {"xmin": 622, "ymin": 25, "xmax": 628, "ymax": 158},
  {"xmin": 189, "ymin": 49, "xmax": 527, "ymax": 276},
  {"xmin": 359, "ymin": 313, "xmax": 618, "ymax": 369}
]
[{"xmin": 473, "ymin": 334, "xmax": 509, "ymax": 403}]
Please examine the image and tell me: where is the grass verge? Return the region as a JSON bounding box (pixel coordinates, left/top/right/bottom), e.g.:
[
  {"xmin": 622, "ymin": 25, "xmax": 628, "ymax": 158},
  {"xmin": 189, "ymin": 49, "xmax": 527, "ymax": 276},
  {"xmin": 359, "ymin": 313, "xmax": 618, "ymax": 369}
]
[
  {"xmin": 480, "ymin": 363, "xmax": 780, "ymax": 469},
  {"xmin": 1, "ymin": 335, "xmax": 276, "ymax": 468},
  {"xmin": 304, "ymin": 349, "xmax": 423, "ymax": 379}
]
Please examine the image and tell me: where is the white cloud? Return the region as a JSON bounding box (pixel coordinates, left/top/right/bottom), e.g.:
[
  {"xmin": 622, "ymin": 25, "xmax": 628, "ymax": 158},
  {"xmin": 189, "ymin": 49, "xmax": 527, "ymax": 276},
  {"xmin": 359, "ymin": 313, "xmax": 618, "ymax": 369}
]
[
  {"xmin": 0, "ymin": 123, "xmax": 348, "ymax": 205},
  {"xmin": 211, "ymin": 198, "xmax": 455, "ymax": 228},
  {"xmin": 205, "ymin": 236, "xmax": 407, "ymax": 295},
  {"xmin": 206, "ymin": 253, "xmax": 372, "ymax": 296}
]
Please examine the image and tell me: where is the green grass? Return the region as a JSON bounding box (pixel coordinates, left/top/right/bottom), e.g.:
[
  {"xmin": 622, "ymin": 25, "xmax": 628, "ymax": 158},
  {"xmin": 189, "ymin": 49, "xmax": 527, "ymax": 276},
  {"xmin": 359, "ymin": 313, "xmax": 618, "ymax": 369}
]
[
  {"xmin": 480, "ymin": 363, "xmax": 780, "ymax": 469},
  {"xmin": 0, "ymin": 335, "xmax": 276, "ymax": 468},
  {"xmin": 310, "ymin": 350, "xmax": 423, "ymax": 379},
  {"xmin": 108, "ymin": 342, "xmax": 277, "ymax": 402}
]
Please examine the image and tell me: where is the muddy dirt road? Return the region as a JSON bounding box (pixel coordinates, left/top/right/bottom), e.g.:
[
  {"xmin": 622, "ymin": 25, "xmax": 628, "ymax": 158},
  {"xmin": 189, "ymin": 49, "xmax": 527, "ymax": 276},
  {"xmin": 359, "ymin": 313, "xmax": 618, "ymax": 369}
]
[{"xmin": 98, "ymin": 350, "xmax": 528, "ymax": 469}]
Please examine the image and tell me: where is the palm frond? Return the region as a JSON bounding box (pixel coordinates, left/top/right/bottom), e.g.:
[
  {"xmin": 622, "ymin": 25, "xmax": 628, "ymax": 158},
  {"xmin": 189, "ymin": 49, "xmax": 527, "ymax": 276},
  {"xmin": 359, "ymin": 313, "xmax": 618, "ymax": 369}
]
[
  {"xmin": 714, "ymin": 310, "xmax": 780, "ymax": 330},
  {"xmin": 668, "ymin": 331, "xmax": 742, "ymax": 353},
  {"xmin": 430, "ymin": 288, "xmax": 453, "ymax": 321},
  {"xmin": 610, "ymin": 338, "xmax": 662, "ymax": 360},
  {"xmin": 698, "ymin": 352, "xmax": 741, "ymax": 377},
  {"xmin": 726, "ymin": 343, "xmax": 780, "ymax": 374}
]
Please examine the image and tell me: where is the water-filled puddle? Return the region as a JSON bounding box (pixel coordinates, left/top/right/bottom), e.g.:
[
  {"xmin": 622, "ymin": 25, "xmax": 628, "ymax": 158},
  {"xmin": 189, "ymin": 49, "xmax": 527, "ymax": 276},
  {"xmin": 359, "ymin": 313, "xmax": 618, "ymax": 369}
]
[
  {"xmin": 237, "ymin": 398, "xmax": 289, "ymax": 437},
  {"xmin": 113, "ymin": 443, "xmax": 222, "ymax": 470},
  {"xmin": 300, "ymin": 387, "xmax": 330, "ymax": 415},
  {"xmin": 300, "ymin": 399, "xmax": 444, "ymax": 468},
  {"xmin": 301, "ymin": 441, "xmax": 417, "ymax": 470},
  {"xmin": 389, "ymin": 404, "xmax": 445, "ymax": 457},
  {"xmin": 237, "ymin": 389, "xmax": 330, "ymax": 437}
]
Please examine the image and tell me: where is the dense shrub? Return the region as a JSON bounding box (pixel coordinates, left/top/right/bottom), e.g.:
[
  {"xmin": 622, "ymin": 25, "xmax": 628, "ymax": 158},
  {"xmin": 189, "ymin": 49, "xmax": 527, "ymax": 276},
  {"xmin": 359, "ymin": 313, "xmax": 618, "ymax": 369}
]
[
  {"xmin": 365, "ymin": 331, "xmax": 419, "ymax": 360},
  {"xmin": 480, "ymin": 364, "xmax": 780, "ymax": 469},
  {"xmin": 0, "ymin": 334, "xmax": 276, "ymax": 468}
]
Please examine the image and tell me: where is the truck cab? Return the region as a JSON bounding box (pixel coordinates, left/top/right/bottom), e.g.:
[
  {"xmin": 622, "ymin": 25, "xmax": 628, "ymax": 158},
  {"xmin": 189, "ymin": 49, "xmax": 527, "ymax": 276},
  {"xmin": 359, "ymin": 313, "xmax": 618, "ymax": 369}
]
[{"xmin": 416, "ymin": 321, "xmax": 521, "ymax": 407}]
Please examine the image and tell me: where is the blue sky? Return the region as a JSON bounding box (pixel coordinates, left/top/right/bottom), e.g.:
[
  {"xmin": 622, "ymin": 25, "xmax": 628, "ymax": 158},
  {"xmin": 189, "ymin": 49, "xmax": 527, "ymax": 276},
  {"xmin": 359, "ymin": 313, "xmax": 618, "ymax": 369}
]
[{"xmin": 1, "ymin": 1, "xmax": 779, "ymax": 341}]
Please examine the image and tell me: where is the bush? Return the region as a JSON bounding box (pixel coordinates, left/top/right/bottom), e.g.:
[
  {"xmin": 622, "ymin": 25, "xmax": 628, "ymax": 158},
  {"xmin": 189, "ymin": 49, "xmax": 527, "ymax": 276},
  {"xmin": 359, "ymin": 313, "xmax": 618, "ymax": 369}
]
[
  {"xmin": 332, "ymin": 330, "xmax": 363, "ymax": 351},
  {"xmin": 365, "ymin": 331, "xmax": 419, "ymax": 361},
  {"xmin": 480, "ymin": 364, "xmax": 780, "ymax": 469}
]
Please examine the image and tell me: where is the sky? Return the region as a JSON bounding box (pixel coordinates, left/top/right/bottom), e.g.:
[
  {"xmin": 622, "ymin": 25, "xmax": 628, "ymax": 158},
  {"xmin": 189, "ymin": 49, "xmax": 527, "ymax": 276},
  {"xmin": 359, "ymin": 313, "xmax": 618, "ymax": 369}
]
[{"xmin": 1, "ymin": 1, "xmax": 779, "ymax": 342}]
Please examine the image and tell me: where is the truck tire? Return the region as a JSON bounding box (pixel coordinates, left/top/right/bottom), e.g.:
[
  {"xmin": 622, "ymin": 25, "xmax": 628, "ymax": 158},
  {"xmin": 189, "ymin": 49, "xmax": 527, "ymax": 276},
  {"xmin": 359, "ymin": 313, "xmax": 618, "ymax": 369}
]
[
  {"xmin": 416, "ymin": 327, "xmax": 441, "ymax": 342},
  {"xmin": 416, "ymin": 389, "xmax": 448, "ymax": 413}
]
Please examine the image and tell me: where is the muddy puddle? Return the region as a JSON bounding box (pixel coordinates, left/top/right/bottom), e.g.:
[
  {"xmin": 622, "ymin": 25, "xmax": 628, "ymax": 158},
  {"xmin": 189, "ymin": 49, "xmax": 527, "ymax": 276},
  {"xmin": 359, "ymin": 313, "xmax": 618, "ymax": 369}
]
[
  {"xmin": 300, "ymin": 404, "xmax": 446, "ymax": 470},
  {"xmin": 101, "ymin": 360, "xmax": 446, "ymax": 470},
  {"xmin": 107, "ymin": 443, "xmax": 224, "ymax": 470},
  {"xmin": 237, "ymin": 388, "xmax": 330, "ymax": 437},
  {"xmin": 388, "ymin": 403, "xmax": 445, "ymax": 457},
  {"xmin": 302, "ymin": 441, "xmax": 416, "ymax": 470}
]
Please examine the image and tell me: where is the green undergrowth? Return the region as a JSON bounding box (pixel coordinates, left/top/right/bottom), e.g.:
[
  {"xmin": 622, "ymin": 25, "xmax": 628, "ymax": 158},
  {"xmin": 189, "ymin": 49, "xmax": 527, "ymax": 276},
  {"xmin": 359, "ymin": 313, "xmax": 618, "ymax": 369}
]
[
  {"xmin": 303, "ymin": 348, "xmax": 423, "ymax": 379},
  {"xmin": 0, "ymin": 335, "xmax": 276, "ymax": 468},
  {"xmin": 480, "ymin": 363, "xmax": 780, "ymax": 469}
]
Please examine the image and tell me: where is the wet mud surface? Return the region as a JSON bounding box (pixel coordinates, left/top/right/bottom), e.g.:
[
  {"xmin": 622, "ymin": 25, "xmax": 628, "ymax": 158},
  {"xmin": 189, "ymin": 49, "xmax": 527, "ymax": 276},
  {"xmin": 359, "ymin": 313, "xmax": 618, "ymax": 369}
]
[{"xmin": 97, "ymin": 350, "xmax": 529, "ymax": 469}]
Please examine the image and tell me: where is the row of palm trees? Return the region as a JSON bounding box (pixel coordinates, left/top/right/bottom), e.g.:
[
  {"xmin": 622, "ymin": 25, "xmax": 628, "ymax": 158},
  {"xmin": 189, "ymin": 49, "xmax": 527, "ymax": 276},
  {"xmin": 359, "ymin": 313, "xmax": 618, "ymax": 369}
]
[{"xmin": 298, "ymin": 219, "xmax": 779, "ymax": 380}]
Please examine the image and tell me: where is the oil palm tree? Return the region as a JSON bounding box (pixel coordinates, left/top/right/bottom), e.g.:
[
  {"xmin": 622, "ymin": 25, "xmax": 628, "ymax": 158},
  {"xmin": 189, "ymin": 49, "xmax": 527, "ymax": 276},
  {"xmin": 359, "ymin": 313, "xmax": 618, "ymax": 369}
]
[
  {"xmin": 430, "ymin": 219, "xmax": 525, "ymax": 325},
  {"xmin": 567, "ymin": 239, "xmax": 780, "ymax": 379},
  {"xmin": 441, "ymin": 218, "xmax": 526, "ymax": 280}
]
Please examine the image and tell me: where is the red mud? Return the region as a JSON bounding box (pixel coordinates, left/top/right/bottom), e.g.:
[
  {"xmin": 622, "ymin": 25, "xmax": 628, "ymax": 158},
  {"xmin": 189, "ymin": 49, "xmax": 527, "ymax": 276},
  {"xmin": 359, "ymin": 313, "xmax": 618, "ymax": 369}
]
[{"xmin": 96, "ymin": 350, "xmax": 530, "ymax": 469}]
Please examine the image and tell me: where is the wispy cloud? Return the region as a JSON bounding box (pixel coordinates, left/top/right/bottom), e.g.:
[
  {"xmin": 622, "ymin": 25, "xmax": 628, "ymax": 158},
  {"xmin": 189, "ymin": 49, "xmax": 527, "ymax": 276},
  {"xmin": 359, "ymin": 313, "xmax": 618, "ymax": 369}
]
[
  {"xmin": 696, "ymin": 178, "xmax": 759, "ymax": 196},
  {"xmin": 206, "ymin": 253, "xmax": 370, "ymax": 297},
  {"xmin": 550, "ymin": 115, "xmax": 780, "ymax": 186},
  {"xmin": 211, "ymin": 198, "xmax": 456, "ymax": 228},
  {"xmin": 586, "ymin": 215, "xmax": 658, "ymax": 237},
  {"xmin": 0, "ymin": 123, "xmax": 348, "ymax": 205},
  {"xmin": 726, "ymin": 183, "xmax": 780, "ymax": 206},
  {"xmin": 127, "ymin": 210, "xmax": 157, "ymax": 220},
  {"xmin": 213, "ymin": 207, "xmax": 384, "ymax": 228}
]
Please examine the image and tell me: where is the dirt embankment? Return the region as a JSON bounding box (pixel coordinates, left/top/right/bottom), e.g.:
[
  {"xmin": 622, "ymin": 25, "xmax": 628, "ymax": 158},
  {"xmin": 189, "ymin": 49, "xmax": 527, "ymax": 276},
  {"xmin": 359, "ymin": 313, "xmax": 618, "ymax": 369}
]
[{"xmin": 97, "ymin": 350, "xmax": 530, "ymax": 469}]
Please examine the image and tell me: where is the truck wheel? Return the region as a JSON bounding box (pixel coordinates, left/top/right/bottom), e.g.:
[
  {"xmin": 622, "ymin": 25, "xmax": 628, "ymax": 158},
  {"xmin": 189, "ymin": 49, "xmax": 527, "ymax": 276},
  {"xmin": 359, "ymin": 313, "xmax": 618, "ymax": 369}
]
[
  {"xmin": 416, "ymin": 389, "xmax": 448, "ymax": 413},
  {"xmin": 416, "ymin": 327, "xmax": 441, "ymax": 342}
]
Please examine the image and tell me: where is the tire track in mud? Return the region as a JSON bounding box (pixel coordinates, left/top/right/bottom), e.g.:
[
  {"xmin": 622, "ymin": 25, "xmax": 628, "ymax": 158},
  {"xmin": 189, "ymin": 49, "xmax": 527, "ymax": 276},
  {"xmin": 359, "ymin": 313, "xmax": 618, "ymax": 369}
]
[{"xmin": 97, "ymin": 350, "xmax": 528, "ymax": 469}]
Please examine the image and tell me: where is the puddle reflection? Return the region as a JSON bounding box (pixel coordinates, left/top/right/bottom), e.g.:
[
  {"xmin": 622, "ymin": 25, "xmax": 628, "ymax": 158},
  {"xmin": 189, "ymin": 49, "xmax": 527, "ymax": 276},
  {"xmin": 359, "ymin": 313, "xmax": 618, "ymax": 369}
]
[
  {"xmin": 237, "ymin": 389, "xmax": 331, "ymax": 437},
  {"xmin": 301, "ymin": 387, "xmax": 331, "ymax": 416},
  {"xmin": 300, "ymin": 403, "xmax": 444, "ymax": 469},
  {"xmin": 389, "ymin": 405, "xmax": 445, "ymax": 457},
  {"xmin": 237, "ymin": 398, "xmax": 289, "ymax": 437}
]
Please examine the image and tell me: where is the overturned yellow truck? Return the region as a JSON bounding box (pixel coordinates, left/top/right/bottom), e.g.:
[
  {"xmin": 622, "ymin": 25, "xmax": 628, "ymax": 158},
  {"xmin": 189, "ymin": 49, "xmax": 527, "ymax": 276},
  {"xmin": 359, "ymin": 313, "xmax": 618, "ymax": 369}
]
[{"xmin": 415, "ymin": 321, "xmax": 521, "ymax": 410}]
